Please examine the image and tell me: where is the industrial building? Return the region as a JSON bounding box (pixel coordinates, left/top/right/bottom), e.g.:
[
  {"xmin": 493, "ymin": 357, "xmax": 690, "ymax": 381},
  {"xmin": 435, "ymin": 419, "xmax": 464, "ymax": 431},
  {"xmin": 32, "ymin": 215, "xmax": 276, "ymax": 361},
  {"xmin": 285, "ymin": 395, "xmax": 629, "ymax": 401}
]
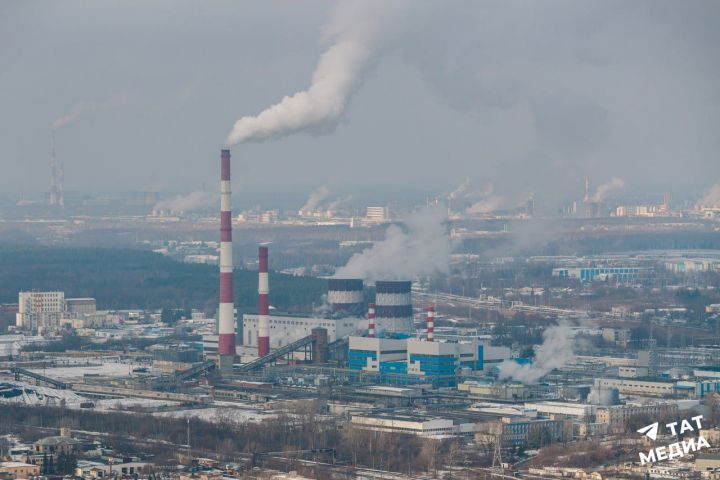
[
  {"xmin": 350, "ymin": 411, "xmax": 481, "ymax": 437},
  {"xmin": 595, "ymin": 402, "xmax": 679, "ymax": 433},
  {"xmin": 16, "ymin": 291, "xmax": 65, "ymax": 331},
  {"xmin": 15, "ymin": 292, "xmax": 99, "ymax": 333},
  {"xmin": 242, "ymin": 313, "xmax": 365, "ymax": 348},
  {"xmin": 365, "ymin": 206, "xmax": 389, "ymax": 222},
  {"xmin": 348, "ymin": 323, "xmax": 510, "ymax": 386},
  {"xmin": 595, "ymin": 377, "xmax": 720, "ymax": 399},
  {"xmin": 552, "ymin": 266, "xmax": 643, "ymax": 283}
]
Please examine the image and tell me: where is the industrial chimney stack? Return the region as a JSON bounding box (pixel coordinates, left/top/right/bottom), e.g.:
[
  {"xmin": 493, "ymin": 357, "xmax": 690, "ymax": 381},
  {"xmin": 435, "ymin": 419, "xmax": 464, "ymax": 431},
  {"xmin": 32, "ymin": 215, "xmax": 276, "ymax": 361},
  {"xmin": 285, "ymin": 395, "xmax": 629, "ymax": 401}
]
[
  {"xmin": 426, "ymin": 305, "xmax": 434, "ymax": 342},
  {"xmin": 368, "ymin": 303, "xmax": 375, "ymax": 338},
  {"xmin": 217, "ymin": 149, "xmax": 236, "ymax": 373},
  {"xmin": 258, "ymin": 246, "xmax": 270, "ymax": 357},
  {"xmin": 49, "ymin": 132, "xmax": 57, "ymax": 206}
]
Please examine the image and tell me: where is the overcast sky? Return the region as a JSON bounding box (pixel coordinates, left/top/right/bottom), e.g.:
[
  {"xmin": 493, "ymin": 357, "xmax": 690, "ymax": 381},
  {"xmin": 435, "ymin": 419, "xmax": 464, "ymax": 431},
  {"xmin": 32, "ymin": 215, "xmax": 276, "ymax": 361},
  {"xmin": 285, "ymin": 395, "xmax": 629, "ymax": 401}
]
[{"xmin": 1, "ymin": 0, "xmax": 718, "ymax": 208}]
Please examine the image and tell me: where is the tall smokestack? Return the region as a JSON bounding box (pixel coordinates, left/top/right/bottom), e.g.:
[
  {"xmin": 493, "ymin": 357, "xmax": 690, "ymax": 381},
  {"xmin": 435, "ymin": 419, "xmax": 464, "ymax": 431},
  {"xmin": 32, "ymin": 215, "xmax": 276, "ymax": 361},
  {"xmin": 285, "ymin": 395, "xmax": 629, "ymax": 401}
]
[
  {"xmin": 368, "ymin": 303, "xmax": 375, "ymax": 338},
  {"xmin": 583, "ymin": 176, "xmax": 590, "ymax": 203},
  {"xmin": 258, "ymin": 245, "xmax": 270, "ymax": 357},
  {"xmin": 49, "ymin": 132, "xmax": 57, "ymax": 206},
  {"xmin": 58, "ymin": 161, "xmax": 65, "ymax": 209},
  {"xmin": 218, "ymin": 149, "xmax": 235, "ymax": 373},
  {"xmin": 426, "ymin": 305, "xmax": 434, "ymax": 342}
]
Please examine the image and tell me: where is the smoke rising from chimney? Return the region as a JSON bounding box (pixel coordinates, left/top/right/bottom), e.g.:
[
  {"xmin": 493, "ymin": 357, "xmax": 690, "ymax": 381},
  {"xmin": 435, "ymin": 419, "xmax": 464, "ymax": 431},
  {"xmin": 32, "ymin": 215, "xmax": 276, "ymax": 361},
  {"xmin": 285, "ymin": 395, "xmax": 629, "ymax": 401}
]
[
  {"xmin": 465, "ymin": 185, "xmax": 505, "ymax": 214},
  {"xmin": 698, "ymin": 182, "xmax": 720, "ymax": 208},
  {"xmin": 225, "ymin": 0, "xmax": 410, "ymax": 146},
  {"xmin": 153, "ymin": 190, "xmax": 217, "ymax": 214},
  {"xmin": 335, "ymin": 207, "xmax": 452, "ymax": 281},
  {"xmin": 300, "ymin": 185, "xmax": 332, "ymax": 213},
  {"xmin": 589, "ymin": 177, "xmax": 624, "ymax": 203},
  {"xmin": 497, "ymin": 321, "xmax": 576, "ymax": 384},
  {"xmin": 447, "ymin": 177, "xmax": 471, "ymax": 200},
  {"xmin": 53, "ymin": 94, "xmax": 130, "ymax": 130}
]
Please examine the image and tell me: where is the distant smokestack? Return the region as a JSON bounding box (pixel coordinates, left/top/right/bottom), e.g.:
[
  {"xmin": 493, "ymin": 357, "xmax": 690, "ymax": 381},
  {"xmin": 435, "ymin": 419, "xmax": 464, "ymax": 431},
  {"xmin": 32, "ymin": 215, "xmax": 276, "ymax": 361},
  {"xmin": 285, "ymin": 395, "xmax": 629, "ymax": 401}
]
[
  {"xmin": 583, "ymin": 176, "xmax": 590, "ymax": 203},
  {"xmin": 58, "ymin": 161, "xmax": 65, "ymax": 209},
  {"xmin": 49, "ymin": 132, "xmax": 57, "ymax": 206},
  {"xmin": 218, "ymin": 149, "xmax": 236, "ymax": 371},
  {"xmin": 368, "ymin": 303, "xmax": 375, "ymax": 338},
  {"xmin": 258, "ymin": 245, "xmax": 270, "ymax": 357},
  {"xmin": 426, "ymin": 305, "xmax": 434, "ymax": 342}
]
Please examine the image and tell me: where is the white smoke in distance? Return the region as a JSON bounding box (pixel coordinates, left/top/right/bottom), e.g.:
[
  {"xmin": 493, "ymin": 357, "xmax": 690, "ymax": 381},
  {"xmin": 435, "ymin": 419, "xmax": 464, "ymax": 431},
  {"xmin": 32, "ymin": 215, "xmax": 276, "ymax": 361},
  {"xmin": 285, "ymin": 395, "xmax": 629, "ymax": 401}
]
[
  {"xmin": 589, "ymin": 177, "xmax": 625, "ymax": 203},
  {"xmin": 300, "ymin": 185, "xmax": 333, "ymax": 213},
  {"xmin": 447, "ymin": 177, "xmax": 471, "ymax": 200},
  {"xmin": 53, "ymin": 94, "xmax": 130, "ymax": 130},
  {"xmin": 225, "ymin": 0, "xmax": 411, "ymax": 146},
  {"xmin": 153, "ymin": 190, "xmax": 217, "ymax": 214},
  {"xmin": 325, "ymin": 195, "xmax": 352, "ymax": 212},
  {"xmin": 497, "ymin": 321, "xmax": 575, "ymax": 384},
  {"xmin": 698, "ymin": 182, "xmax": 720, "ymax": 208},
  {"xmin": 335, "ymin": 207, "xmax": 452, "ymax": 281},
  {"xmin": 465, "ymin": 185, "xmax": 505, "ymax": 214}
]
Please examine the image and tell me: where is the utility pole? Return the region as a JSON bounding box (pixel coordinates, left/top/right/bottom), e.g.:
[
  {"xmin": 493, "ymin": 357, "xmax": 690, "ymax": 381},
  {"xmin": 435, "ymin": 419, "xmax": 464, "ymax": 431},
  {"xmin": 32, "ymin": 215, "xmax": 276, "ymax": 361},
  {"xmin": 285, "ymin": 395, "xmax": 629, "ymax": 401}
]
[
  {"xmin": 492, "ymin": 431, "xmax": 504, "ymax": 473},
  {"xmin": 186, "ymin": 418, "xmax": 191, "ymax": 461}
]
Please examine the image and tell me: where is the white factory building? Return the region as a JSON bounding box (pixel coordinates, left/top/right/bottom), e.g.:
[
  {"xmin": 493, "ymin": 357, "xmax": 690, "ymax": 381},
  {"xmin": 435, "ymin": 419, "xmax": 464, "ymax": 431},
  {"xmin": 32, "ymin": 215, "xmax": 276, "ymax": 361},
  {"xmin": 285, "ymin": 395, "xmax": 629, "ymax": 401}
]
[
  {"xmin": 350, "ymin": 412, "xmax": 480, "ymax": 437},
  {"xmin": 242, "ymin": 313, "xmax": 366, "ymax": 348}
]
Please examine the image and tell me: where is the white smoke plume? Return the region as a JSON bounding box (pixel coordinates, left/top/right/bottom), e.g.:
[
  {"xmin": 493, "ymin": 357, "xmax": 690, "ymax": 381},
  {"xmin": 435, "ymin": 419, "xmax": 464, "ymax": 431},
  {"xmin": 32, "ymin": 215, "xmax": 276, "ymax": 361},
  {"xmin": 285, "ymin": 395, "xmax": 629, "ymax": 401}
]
[
  {"xmin": 589, "ymin": 177, "xmax": 625, "ymax": 203},
  {"xmin": 335, "ymin": 207, "xmax": 452, "ymax": 281},
  {"xmin": 300, "ymin": 186, "xmax": 332, "ymax": 213},
  {"xmin": 465, "ymin": 185, "xmax": 505, "ymax": 214},
  {"xmin": 497, "ymin": 321, "xmax": 575, "ymax": 384},
  {"xmin": 53, "ymin": 94, "xmax": 130, "ymax": 130},
  {"xmin": 152, "ymin": 190, "xmax": 217, "ymax": 214},
  {"xmin": 225, "ymin": 0, "xmax": 410, "ymax": 146},
  {"xmin": 698, "ymin": 182, "xmax": 720, "ymax": 208},
  {"xmin": 325, "ymin": 195, "xmax": 352, "ymax": 212},
  {"xmin": 447, "ymin": 177, "xmax": 471, "ymax": 200}
]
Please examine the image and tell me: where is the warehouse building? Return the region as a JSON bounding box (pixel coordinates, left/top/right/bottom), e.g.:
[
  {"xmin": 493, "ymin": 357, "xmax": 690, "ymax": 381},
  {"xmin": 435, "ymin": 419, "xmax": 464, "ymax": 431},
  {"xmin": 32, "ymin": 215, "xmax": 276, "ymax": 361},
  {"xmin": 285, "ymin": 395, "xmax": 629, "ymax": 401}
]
[{"xmin": 243, "ymin": 313, "xmax": 366, "ymax": 348}]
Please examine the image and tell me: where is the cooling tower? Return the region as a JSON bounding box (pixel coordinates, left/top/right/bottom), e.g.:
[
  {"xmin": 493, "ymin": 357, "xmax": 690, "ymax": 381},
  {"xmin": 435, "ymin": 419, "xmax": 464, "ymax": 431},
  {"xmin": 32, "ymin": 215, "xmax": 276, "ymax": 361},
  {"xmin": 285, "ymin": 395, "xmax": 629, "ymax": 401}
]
[{"xmin": 374, "ymin": 280, "xmax": 413, "ymax": 333}]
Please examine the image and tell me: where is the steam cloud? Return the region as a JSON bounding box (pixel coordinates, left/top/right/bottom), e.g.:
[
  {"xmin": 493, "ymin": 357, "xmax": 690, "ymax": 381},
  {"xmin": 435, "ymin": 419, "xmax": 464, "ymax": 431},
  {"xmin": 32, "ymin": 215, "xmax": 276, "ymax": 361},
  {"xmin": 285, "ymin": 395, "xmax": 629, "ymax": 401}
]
[
  {"xmin": 447, "ymin": 177, "xmax": 471, "ymax": 200},
  {"xmin": 53, "ymin": 94, "xmax": 130, "ymax": 130},
  {"xmin": 698, "ymin": 182, "xmax": 720, "ymax": 208},
  {"xmin": 225, "ymin": 0, "xmax": 410, "ymax": 146},
  {"xmin": 497, "ymin": 321, "xmax": 575, "ymax": 384},
  {"xmin": 335, "ymin": 207, "xmax": 452, "ymax": 281},
  {"xmin": 589, "ymin": 177, "xmax": 625, "ymax": 203},
  {"xmin": 465, "ymin": 185, "xmax": 505, "ymax": 214},
  {"xmin": 153, "ymin": 190, "xmax": 217, "ymax": 214},
  {"xmin": 300, "ymin": 186, "xmax": 333, "ymax": 213}
]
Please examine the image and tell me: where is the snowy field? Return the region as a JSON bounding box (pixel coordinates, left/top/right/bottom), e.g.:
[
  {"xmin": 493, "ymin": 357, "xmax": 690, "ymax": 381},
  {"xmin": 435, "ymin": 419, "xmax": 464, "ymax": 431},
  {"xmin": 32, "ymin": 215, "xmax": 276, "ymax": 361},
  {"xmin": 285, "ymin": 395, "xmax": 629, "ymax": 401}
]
[
  {"xmin": 153, "ymin": 405, "xmax": 275, "ymax": 423},
  {"xmin": 92, "ymin": 397, "xmax": 181, "ymax": 411}
]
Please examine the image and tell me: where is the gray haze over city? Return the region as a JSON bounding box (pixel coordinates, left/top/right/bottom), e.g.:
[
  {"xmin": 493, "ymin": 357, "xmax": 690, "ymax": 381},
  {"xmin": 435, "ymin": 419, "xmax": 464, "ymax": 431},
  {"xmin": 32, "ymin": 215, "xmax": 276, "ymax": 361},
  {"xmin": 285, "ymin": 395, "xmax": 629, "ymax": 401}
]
[{"xmin": 1, "ymin": 0, "xmax": 719, "ymax": 209}]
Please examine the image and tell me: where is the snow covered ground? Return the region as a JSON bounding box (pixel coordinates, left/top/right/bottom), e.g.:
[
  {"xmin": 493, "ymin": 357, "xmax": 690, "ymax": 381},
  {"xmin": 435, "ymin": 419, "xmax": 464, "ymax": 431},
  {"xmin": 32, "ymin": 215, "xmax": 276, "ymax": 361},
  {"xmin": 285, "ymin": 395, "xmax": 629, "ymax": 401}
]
[
  {"xmin": 92, "ymin": 397, "xmax": 181, "ymax": 411},
  {"xmin": 153, "ymin": 405, "xmax": 274, "ymax": 423}
]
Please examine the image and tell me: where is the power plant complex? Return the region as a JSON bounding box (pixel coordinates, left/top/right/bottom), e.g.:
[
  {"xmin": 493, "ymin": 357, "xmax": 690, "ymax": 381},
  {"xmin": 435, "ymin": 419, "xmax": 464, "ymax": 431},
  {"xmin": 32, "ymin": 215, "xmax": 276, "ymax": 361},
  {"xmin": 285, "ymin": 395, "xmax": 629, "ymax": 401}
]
[{"xmin": 205, "ymin": 148, "xmax": 509, "ymax": 386}]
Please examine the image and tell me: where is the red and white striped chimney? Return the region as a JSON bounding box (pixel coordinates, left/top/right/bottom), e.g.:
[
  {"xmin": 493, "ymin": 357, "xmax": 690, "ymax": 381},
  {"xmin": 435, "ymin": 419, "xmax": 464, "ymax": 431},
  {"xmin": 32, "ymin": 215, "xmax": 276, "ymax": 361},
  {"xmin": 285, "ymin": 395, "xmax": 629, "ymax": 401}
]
[
  {"xmin": 217, "ymin": 149, "xmax": 235, "ymax": 363},
  {"xmin": 257, "ymin": 245, "xmax": 270, "ymax": 357},
  {"xmin": 426, "ymin": 305, "xmax": 434, "ymax": 342},
  {"xmin": 368, "ymin": 303, "xmax": 375, "ymax": 338}
]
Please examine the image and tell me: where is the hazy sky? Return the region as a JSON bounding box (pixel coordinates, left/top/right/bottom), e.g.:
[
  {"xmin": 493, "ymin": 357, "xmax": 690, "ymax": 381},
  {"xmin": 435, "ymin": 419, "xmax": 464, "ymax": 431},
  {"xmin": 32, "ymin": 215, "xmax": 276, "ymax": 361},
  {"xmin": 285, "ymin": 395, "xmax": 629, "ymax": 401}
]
[{"xmin": 1, "ymin": 0, "xmax": 718, "ymax": 208}]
